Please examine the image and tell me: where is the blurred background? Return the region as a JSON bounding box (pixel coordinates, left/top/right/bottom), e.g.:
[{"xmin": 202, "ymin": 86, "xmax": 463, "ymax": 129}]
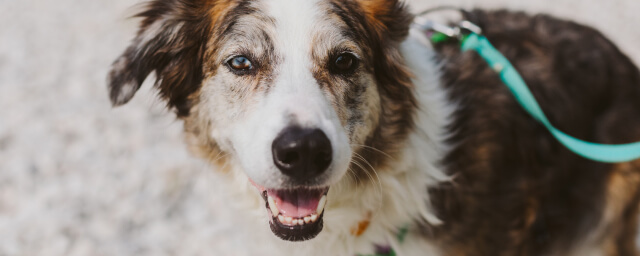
[{"xmin": 0, "ymin": 0, "xmax": 638, "ymax": 255}]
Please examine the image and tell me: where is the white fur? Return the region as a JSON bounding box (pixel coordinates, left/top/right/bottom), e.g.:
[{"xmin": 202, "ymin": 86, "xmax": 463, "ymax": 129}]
[
  {"xmin": 201, "ymin": 0, "xmax": 352, "ymax": 190},
  {"xmin": 231, "ymin": 0, "xmax": 351, "ymax": 189},
  {"xmin": 209, "ymin": 13, "xmax": 454, "ymax": 256}
]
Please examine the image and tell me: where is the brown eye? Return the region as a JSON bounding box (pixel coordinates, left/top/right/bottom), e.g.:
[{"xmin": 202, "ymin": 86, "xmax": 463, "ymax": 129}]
[
  {"xmin": 227, "ymin": 56, "xmax": 253, "ymax": 74},
  {"xmin": 331, "ymin": 53, "xmax": 358, "ymax": 74}
]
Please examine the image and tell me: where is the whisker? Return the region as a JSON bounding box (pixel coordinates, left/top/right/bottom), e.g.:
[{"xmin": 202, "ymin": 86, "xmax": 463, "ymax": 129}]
[
  {"xmin": 351, "ymin": 154, "xmax": 384, "ymax": 207},
  {"xmin": 350, "ymin": 143, "xmax": 394, "ymax": 160},
  {"xmin": 351, "ymin": 161, "xmax": 378, "ymax": 197},
  {"xmin": 212, "ymin": 152, "xmax": 230, "ymax": 163},
  {"xmin": 354, "ymin": 153, "xmax": 384, "ymax": 200},
  {"xmin": 346, "ymin": 167, "xmax": 361, "ymax": 190}
]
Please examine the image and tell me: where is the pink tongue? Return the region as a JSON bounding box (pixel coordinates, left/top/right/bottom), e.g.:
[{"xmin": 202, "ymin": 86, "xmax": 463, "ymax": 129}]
[{"xmin": 267, "ymin": 188, "xmax": 325, "ymax": 218}]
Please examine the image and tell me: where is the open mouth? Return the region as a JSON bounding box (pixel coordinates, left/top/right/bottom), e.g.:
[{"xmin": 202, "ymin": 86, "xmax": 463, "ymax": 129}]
[{"xmin": 258, "ymin": 186, "xmax": 329, "ymax": 241}]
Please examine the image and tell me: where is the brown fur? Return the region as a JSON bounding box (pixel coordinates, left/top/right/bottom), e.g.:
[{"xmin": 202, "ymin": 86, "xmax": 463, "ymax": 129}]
[
  {"xmin": 427, "ymin": 10, "xmax": 640, "ymax": 256},
  {"xmin": 325, "ymin": 0, "xmax": 417, "ymax": 178},
  {"xmin": 600, "ymin": 162, "xmax": 640, "ymax": 255}
]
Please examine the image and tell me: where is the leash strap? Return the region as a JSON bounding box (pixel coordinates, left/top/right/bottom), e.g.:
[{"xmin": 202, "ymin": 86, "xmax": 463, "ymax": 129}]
[{"xmin": 460, "ymin": 32, "xmax": 640, "ymax": 163}]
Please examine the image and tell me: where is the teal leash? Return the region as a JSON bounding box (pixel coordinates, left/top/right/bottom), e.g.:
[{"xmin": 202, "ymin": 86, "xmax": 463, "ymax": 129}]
[
  {"xmin": 461, "ymin": 33, "xmax": 640, "ymax": 163},
  {"xmin": 418, "ymin": 18, "xmax": 640, "ymax": 163}
]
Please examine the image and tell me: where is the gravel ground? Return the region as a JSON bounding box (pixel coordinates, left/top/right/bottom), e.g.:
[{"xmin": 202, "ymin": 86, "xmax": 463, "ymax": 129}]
[{"xmin": 1, "ymin": 0, "xmax": 638, "ymax": 255}]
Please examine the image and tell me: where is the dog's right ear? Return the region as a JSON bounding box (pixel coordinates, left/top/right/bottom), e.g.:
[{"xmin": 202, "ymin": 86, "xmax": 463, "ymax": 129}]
[
  {"xmin": 108, "ymin": 3, "xmax": 169, "ymax": 107},
  {"xmin": 108, "ymin": 47, "xmax": 145, "ymax": 106},
  {"xmin": 107, "ymin": 0, "xmax": 211, "ymax": 107}
]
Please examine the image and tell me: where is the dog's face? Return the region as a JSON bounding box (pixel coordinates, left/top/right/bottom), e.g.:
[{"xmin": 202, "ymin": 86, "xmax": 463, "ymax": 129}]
[{"xmin": 108, "ymin": 0, "xmax": 414, "ymax": 241}]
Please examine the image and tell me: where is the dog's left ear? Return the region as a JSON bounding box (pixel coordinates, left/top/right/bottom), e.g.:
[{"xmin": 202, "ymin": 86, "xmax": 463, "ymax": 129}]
[{"xmin": 358, "ymin": 0, "xmax": 413, "ymax": 43}]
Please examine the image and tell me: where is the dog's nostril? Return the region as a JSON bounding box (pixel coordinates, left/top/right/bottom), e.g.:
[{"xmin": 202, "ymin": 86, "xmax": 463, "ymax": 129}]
[
  {"xmin": 282, "ymin": 151, "xmax": 300, "ymax": 165},
  {"xmin": 272, "ymin": 127, "xmax": 333, "ymax": 182}
]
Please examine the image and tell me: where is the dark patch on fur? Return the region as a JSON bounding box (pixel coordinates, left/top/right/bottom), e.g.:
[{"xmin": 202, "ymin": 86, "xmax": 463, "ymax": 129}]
[
  {"xmin": 311, "ymin": 47, "xmax": 368, "ymax": 136},
  {"xmin": 344, "ymin": 79, "xmax": 367, "ymax": 129},
  {"xmin": 326, "ymin": 0, "xmax": 417, "ymax": 176},
  {"xmin": 425, "ymin": 10, "xmax": 640, "ymax": 255}
]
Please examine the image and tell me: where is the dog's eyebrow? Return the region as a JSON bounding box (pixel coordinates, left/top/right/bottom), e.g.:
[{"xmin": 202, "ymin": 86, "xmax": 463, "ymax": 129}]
[
  {"xmin": 214, "ymin": 0, "xmax": 272, "ymax": 37},
  {"xmin": 220, "ymin": 2, "xmax": 254, "ymax": 35},
  {"xmin": 210, "ymin": 1, "xmax": 278, "ymax": 57},
  {"xmin": 326, "ymin": 1, "xmax": 369, "ymax": 44}
]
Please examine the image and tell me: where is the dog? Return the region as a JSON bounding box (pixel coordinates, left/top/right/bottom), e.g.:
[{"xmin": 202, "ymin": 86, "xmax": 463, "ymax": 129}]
[{"xmin": 107, "ymin": 0, "xmax": 640, "ymax": 255}]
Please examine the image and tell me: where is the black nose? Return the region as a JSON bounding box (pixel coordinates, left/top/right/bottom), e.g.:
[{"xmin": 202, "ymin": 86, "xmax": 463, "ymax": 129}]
[{"xmin": 272, "ymin": 127, "xmax": 333, "ymax": 181}]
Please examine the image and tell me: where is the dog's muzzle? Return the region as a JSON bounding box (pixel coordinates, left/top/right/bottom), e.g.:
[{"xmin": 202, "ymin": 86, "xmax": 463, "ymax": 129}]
[{"xmin": 249, "ymin": 126, "xmax": 334, "ymax": 241}]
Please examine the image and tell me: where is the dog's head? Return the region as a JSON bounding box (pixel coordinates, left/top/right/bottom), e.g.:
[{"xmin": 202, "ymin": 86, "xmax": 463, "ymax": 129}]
[{"xmin": 109, "ymin": 0, "xmax": 415, "ymax": 241}]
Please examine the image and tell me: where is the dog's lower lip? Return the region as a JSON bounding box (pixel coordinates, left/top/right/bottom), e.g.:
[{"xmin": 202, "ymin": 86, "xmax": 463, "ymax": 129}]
[{"xmin": 269, "ymin": 211, "xmax": 325, "ymax": 241}]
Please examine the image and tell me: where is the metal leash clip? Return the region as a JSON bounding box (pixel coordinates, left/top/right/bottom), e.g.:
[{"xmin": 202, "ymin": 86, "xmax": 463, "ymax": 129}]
[{"xmin": 412, "ymin": 7, "xmax": 482, "ymax": 42}]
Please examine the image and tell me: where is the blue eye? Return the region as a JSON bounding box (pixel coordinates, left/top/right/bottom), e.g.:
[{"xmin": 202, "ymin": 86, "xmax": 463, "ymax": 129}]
[{"xmin": 227, "ymin": 56, "xmax": 253, "ymax": 72}]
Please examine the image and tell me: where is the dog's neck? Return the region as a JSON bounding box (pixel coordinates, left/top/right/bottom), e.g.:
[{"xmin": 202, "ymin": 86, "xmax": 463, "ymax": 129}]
[{"xmin": 218, "ymin": 29, "xmax": 451, "ymax": 256}]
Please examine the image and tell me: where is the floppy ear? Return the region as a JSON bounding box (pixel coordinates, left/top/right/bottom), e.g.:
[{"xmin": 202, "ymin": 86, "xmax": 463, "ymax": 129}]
[
  {"xmin": 357, "ymin": 0, "xmax": 415, "ymax": 103},
  {"xmin": 357, "ymin": 0, "xmax": 415, "ymax": 92},
  {"xmin": 358, "ymin": 0, "xmax": 413, "ymax": 43},
  {"xmin": 108, "ymin": 0, "xmax": 211, "ymax": 116}
]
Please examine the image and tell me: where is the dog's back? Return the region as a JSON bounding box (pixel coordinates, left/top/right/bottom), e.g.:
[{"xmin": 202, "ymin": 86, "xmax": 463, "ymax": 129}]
[{"xmin": 429, "ymin": 10, "xmax": 640, "ymax": 256}]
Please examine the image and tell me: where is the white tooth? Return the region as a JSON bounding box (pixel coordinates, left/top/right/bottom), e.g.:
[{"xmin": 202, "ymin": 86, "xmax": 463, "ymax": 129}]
[
  {"xmin": 298, "ymin": 219, "xmax": 305, "ymax": 226},
  {"xmin": 278, "ymin": 215, "xmax": 285, "ymax": 223},
  {"xmin": 268, "ymin": 196, "xmax": 279, "ymax": 216},
  {"xmin": 304, "ymin": 216, "xmax": 311, "ymax": 223},
  {"xmin": 292, "ymin": 219, "xmax": 299, "ymax": 225},
  {"xmin": 285, "ymin": 216, "xmax": 293, "ymax": 224},
  {"xmin": 316, "ymin": 195, "xmax": 327, "ymax": 215},
  {"xmin": 310, "ymin": 214, "xmax": 318, "ymax": 222}
]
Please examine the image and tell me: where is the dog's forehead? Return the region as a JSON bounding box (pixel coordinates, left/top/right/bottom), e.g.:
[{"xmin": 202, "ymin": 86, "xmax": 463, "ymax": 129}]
[
  {"xmin": 267, "ymin": 0, "xmax": 343, "ymax": 62},
  {"xmin": 263, "ymin": 0, "xmax": 332, "ymax": 39},
  {"xmin": 215, "ymin": 0, "xmax": 361, "ymax": 57}
]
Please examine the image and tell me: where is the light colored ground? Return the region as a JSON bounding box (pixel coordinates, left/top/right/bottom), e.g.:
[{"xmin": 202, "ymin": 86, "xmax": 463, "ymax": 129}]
[{"xmin": 0, "ymin": 0, "xmax": 638, "ymax": 255}]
